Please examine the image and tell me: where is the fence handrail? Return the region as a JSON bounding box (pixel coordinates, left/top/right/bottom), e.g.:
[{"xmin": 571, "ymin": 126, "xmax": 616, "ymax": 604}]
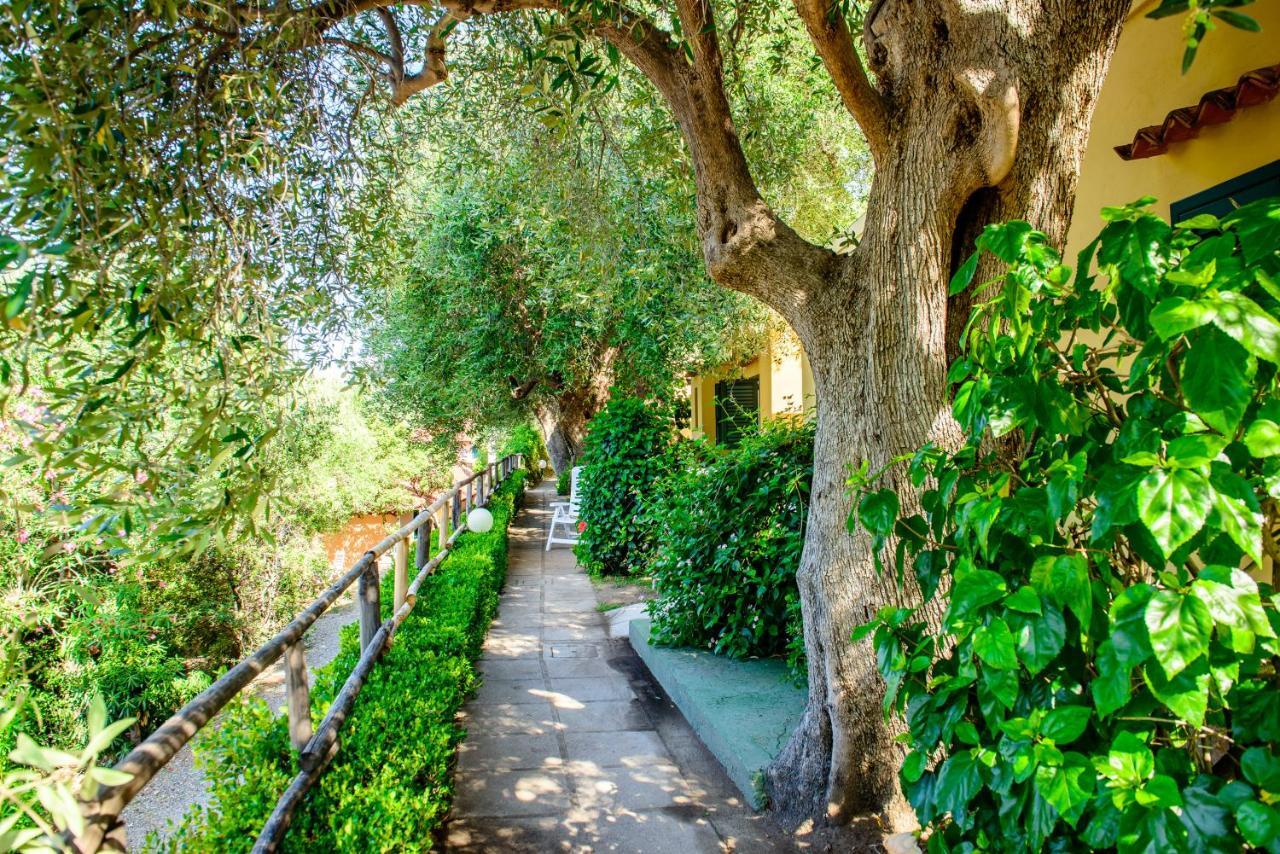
[{"xmin": 69, "ymin": 454, "xmax": 524, "ymax": 852}]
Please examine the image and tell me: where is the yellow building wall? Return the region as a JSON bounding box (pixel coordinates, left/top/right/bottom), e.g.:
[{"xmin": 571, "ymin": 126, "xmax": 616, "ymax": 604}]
[
  {"xmin": 686, "ymin": 328, "xmax": 815, "ymax": 444},
  {"xmin": 1067, "ymin": 2, "xmax": 1280, "ymax": 254}
]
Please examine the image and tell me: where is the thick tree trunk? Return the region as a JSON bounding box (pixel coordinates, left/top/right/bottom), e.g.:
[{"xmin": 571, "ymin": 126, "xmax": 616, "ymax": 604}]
[
  {"xmin": 762, "ymin": 0, "xmax": 1130, "ymax": 830},
  {"xmin": 533, "ymin": 361, "xmax": 616, "ymax": 475}
]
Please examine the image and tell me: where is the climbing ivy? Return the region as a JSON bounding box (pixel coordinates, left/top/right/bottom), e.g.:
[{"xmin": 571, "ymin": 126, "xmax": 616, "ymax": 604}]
[{"xmin": 850, "ymin": 197, "xmax": 1280, "ymax": 851}]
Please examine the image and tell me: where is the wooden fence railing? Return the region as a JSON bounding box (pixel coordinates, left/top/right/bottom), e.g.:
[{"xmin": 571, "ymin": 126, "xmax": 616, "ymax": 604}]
[{"xmin": 69, "ymin": 454, "xmax": 525, "ymax": 853}]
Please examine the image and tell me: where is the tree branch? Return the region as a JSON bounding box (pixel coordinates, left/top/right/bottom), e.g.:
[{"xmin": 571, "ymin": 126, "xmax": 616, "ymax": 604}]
[
  {"xmin": 792, "ymin": 0, "xmax": 888, "ymax": 157},
  {"xmin": 375, "ymin": 7, "xmax": 405, "ymax": 71},
  {"xmin": 387, "ymin": 11, "xmax": 453, "ymax": 104},
  {"xmin": 322, "ymin": 35, "xmax": 396, "ymax": 66}
]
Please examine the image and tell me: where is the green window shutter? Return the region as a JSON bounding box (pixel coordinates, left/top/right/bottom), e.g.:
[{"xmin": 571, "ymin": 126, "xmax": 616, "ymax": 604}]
[{"xmin": 714, "ymin": 377, "xmax": 760, "ymax": 447}]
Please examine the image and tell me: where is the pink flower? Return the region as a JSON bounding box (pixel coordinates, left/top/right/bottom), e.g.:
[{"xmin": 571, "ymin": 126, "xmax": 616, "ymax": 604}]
[
  {"xmin": 16, "ymin": 529, "xmax": 29, "ymax": 545},
  {"xmin": 62, "ymin": 541, "xmax": 75, "ymax": 553},
  {"xmin": 577, "ymin": 521, "xmax": 587, "ymax": 534},
  {"xmin": 135, "ymin": 470, "xmax": 148, "ymax": 485}
]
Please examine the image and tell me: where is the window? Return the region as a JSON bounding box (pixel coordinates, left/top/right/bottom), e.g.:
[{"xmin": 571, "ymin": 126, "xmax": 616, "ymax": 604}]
[
  {"xmin": 1171, "ymin": 159, "xmax": 1280, "ymax": 222},
  {"xmin": 714, "ymin": 377, "xmax": 760, "ymax": 447}
]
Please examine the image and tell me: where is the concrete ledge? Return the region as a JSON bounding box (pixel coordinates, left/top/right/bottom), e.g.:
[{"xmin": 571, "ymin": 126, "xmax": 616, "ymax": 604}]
[{"xmin": 629, "ymin": 618, "xmax": 805, "ymax": 810}]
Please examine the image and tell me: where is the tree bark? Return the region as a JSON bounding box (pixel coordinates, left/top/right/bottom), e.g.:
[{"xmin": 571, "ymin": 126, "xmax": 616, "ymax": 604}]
[
  {"xmin": 762, "ymin": 0, "xmax": 1130, "ymax": 830},
  {"xmin": 534, "ymin": 371, "xmax": 614, "ymax": 475}
]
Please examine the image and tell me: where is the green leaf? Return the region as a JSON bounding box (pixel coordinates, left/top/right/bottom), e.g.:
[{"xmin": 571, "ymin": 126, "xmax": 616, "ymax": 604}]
[
  {"xmin": 1033, "ymin": 753, "xmax": 1093, "ymax": 826},
  {"xmin": 4, "ymin": 272, "xmax": 33, "ymax": 320},
  {"xmin": 1030, "ymin": 554, "xmax": 1091, "ymax": 628},
  {"xmin": 1181, "ymin": 780, "xmax": 1234, "ymax": 854},
  {"xmin": 1211, "ymin": 487, "xmax": 1262, "ymax": 567},
  {"xmin": 1041, "ymin": 706, "xmax": 1091, "ymax": 744},
  {"xmin": 1181, "ymin": 325, "xmax": 1254, "ymax": 435},
  {"xmin": 1136, "ymin": 774, "xmax": 1184, "ymax": 808},
  {"xmin": 935, "ymin": 751, "xmax": 983, "ymax": 824},
  {"xmin": 1226, "ymin": 197, "xmax": 1280, "ymax": 265},
  {"xmin": 88, "ymin": 766, "xmax": 133, "ymax": 786},
  {"xmin": 973, "ymin": 617, "xmax": 1018, "ymax": 670},
  {"xmin": 1164, "ymin": 433, "xmax": 1225, "ymax": 469},
  {"xmin": 1095, "ymin": 731, "xmax": 1154, "ymax": 788},
  {"xmin": 1099, "ymin": 212, "xmax": 1169, "ymax": 297},
  {"xmin": 1149, "ymin": 296, "xmax": 1216, "ymax": 339},
  {"xmin": 1092, "ymin": 641, "xmax": 1132, "ymax": 717},
  {"xmin": 83, "ymin": 717, "xmax": 136, "ymax": 758},
  {"xmin": 1244, "ymin": 419, "xmax": 1280, "ymax": 457},
  {"xmin": 947, "ymin": 569, "xmax": 1007, "ymax": 623},
  {"xmin": 1242, "ymin": 748, "xmax": 1280, "ymax": 794},
  {"xmin": 858, "ymin": 488, "xmax": 899, "ymax": 538},
  {"xmin": 949, "ymin": 250, "xmax": 979, "ymax": 295},
  {"xmin": 1237, "ymin": 800, "xmax": 1280, "ymax": 847},
  {"xmin": 1005, "ymin": 586, "xmax": 1042, "ymax": 615},
  {"xmin": 1145, "ymin": 656, "xmax": 1211, "ymax": 726},
  {"xmin": 1144, "ymin": 589, "xmax": 1212, "ymax": 678},
  {"xmin": 981, "ymin": 666, "xmax": 1019, "ymax": 710},
  {"xmin": 1011, "ymin": 606, "xmax": 1066, "ymax": 675},
  {"xmin": 1137, "ymin": 467, "xmax": 1212, "ymax": 558},
  {"xmin": 1212, "ymin": 290, "xmax": 1280, "ymax": 364},
  {"xmin": 1213, "ymin": 9, "xmax": 1260, "ymax": 31}
]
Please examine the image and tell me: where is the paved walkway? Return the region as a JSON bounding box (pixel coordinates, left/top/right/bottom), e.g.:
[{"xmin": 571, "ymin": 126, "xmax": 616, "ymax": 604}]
[{"xmin": 444, "ymin": 481, "xmax": 795, "ymax": 853}]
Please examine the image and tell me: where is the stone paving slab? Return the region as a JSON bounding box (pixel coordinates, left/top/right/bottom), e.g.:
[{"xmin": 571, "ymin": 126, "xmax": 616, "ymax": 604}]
[{"xmin": 443, "ymin": 481, "xmax": 797, "ymax": 853}]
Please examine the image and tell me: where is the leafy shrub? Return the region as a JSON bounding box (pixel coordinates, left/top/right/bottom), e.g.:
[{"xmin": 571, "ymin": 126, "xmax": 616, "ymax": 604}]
[
  {"xmin": 0, "ymin": 691, "xmax": 137, "ymax": 850},
  {"xmin": 556, "ymin": 468, "xmax": 571, "ymax": 496},
  {"xmin": 500, "ymin": 423, "xmax": 548, "ymax": 476},
  {"xmin": 0, "ymin": 376, "xmax": 445, "ymax": 760},
  {"xmin": 575, "ymin": 398, "xmax": 672, "ymax": 576},
  {"xmin": 155, "ymin": 471, "xmax": 526, "ymax": 852},
  {"xmin": 851, "ymin": 199, "xmax": 1280, "ymax": 851},
  {"xmin": 648, "ymin": 422, "xmax": 812, "ymax": 678}
]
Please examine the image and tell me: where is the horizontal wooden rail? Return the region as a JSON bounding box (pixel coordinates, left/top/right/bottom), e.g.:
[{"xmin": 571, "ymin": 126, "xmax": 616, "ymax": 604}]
[{"xmin": 70, "ymin": 454, "xmax": 524, "ymax": 853}]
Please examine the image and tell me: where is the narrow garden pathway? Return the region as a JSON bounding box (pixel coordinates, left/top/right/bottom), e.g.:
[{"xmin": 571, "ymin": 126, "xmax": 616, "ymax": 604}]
[{"xmin": 444, "ymin": 481, "xmax": 797, "ymax": 853}]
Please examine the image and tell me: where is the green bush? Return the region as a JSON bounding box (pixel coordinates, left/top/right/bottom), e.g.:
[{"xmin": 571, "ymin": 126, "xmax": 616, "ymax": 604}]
[
  {"xmin": 499, "ymin": 423, "xmax": 548, "ymax": 476},
  {"xmin": 556, "ymin": 467, "xmax": 571, "ymax": 496},
  {"xmin": 0, "ymin": 376, "xmax": 447, "ymax": 761},
  {"xmin": 154, "ymin": 470, "xmax": 526, "ymax": 853},
  {"xmin": 574, "ymin": 398, "xmax": 672, "ymax": 576},
  {"xmin": 852, "ymin": 198, "xmax": 1280, "ymax": 851},
  {"xmin": 648, "ymin": 422, "xmax": 812, "ymax": 679}
]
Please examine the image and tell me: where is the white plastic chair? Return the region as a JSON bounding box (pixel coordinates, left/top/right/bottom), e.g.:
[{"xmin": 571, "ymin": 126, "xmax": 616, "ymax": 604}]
[{"xmin": 545, "ymin": 466, "xmax": 583, "ymax": 550}]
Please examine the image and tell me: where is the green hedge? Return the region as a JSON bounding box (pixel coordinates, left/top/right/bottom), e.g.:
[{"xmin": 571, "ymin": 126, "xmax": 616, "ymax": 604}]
[
  {"xmin": 575, "ymin": 398, "xmax": 672, "ymax": 576},
  {"xmin": 648, "ymin": 421, "xmax": 812, "ymax": 680},
  {"xmin": 152, "ymin": 470, "xmax": 526, "ymax": 853}
]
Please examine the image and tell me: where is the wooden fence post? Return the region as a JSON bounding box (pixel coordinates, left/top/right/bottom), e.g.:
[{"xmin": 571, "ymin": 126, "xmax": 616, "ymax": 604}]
[
  {"xmin": 284, "ymin": 641, "xmax": 312, "ymax": 752},
  {"xmin": 451, "ymin": 488, "xmax": 461, "ymax": 531},
  {"xmin": 437, "ymin": 503, "xmax": 448, "ymax": 551},
  {"xmin": 358, "ymin": 559, "xmax": 381, "ymax": 651},
  {"xmin": 416, "ymin": 518, "xmax": 430, "ymax": 570},
  {"xmin": 393, "ymin": 537, "xmax": 408, "ymax": 611}
]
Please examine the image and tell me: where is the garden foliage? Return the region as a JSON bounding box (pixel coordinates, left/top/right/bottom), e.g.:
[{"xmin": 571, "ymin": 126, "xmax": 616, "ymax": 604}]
[
  {"xmin": 499, "ymin": 423, "xmax": 548, "ymax": 476},
  {"xmin": 850, "ymin": 198, "xmax": 1280, "ymax": 851},
  {"xmin": 0, "ymin": 378, "xmax": 448, "ymax": 763},
  {"xmin": 575, "ymin": 399, "xmax": 672, "ymax": 576},
  {"xmin": 155, "ymin": 471, "xmax": 525, "ymax": 852},
  {"xmin": 648, "ymin": 422, "xmax": 812, "ymax": 678}
]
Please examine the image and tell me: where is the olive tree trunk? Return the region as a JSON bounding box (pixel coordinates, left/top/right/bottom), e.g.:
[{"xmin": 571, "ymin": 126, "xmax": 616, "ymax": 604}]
[{"xmin": 757, "ymin": 1, "xmax": 1130, "ymax": 827}]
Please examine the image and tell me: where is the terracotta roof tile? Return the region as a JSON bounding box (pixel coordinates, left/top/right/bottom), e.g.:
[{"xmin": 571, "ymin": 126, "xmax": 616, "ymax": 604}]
[{"xmin": 1114, "ymin": 64, "xmax": 1280, "ymax": 160}]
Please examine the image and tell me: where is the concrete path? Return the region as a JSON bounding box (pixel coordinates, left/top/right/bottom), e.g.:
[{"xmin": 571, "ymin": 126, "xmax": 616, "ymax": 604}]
[{"xmin": 444, "ymin": 481, "xmax": 796, "ymax": 853}]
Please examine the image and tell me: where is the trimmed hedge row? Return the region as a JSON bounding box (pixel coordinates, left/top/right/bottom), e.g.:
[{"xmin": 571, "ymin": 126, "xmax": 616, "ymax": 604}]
[{"xmin": 151, "ymin": 470, "xmax": 526, "ymax": 853}]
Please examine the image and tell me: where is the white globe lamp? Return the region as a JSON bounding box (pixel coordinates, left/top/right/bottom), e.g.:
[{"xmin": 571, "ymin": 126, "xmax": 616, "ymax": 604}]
[{"xmin": 468, "ymin": 507, "xmax": 494, "ymax": 534}]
